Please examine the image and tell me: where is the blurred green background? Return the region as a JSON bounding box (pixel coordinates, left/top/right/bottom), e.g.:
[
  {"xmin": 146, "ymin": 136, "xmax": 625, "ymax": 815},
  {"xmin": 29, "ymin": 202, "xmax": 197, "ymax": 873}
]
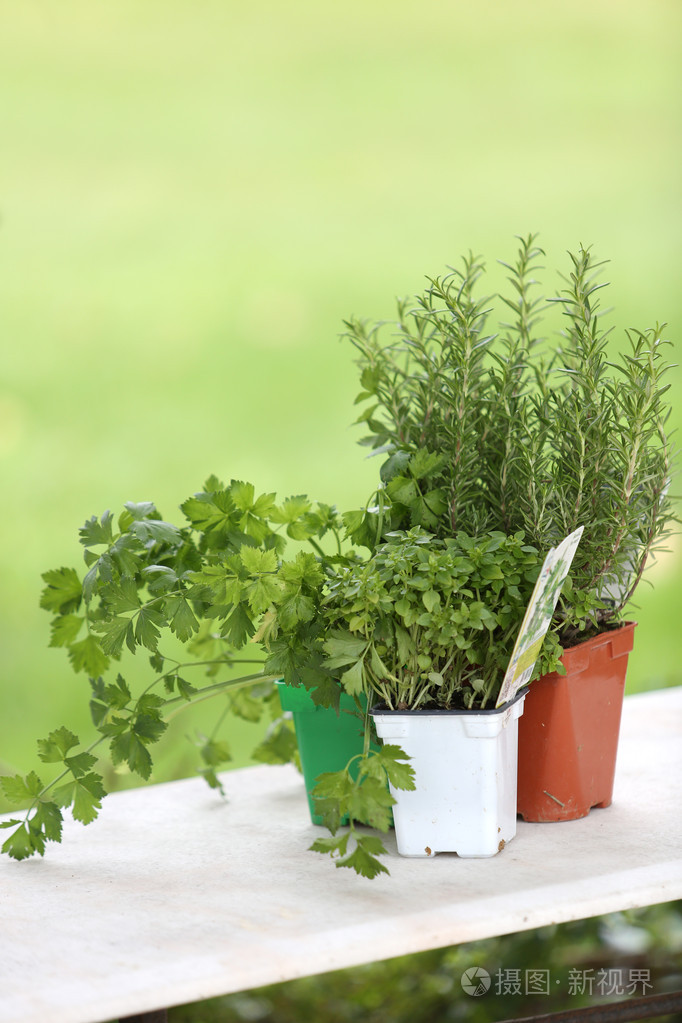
[
  {"xmin": 1, "ymin": 0, "xmax": 680, "ymax": 776},
  {"xmin": 1, "ymin": 0, "xmax": 681, "ymax": 782},
  {"xmin": 1, "ymin": 2, "xmax": 680, "ymax": 1019}
]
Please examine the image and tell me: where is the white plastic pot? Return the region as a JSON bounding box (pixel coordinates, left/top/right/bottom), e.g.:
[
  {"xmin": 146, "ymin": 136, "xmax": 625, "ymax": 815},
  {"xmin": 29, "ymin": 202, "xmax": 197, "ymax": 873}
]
[{"xmin": 371, "ymin": 689, "xmax": 526, "ymax": 858}]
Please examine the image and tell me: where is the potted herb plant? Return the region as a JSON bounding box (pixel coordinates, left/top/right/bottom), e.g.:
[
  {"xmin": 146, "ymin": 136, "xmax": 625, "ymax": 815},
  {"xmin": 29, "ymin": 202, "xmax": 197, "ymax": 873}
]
[
  {"xmin": 342, "ymin": 236, "xmax": 676, "ymax": 822},
  {"xmin": 1, "ymin": 477, "xmax": 370, "ymax": 859},
  {"xmin": 306, "ymin": 526, "xmax": 545, "ymax": 875}
]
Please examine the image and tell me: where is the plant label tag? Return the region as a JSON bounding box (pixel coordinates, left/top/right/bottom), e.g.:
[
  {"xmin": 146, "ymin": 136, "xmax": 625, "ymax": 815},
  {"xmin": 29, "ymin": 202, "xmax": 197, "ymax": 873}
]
[{"xmin": 496, "ymin": 526, "xmax": 584, "ymax": 707}]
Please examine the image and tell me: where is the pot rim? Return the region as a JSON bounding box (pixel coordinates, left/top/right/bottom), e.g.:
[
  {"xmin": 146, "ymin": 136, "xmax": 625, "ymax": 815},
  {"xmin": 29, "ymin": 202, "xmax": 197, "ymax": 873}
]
[
  {"xmin": 561, "ymin": 619, "xmax": 637, "ymax": 653},
  {"xmin": 370, "ymin": 685, "xmax": 528, "ymax": 718}
]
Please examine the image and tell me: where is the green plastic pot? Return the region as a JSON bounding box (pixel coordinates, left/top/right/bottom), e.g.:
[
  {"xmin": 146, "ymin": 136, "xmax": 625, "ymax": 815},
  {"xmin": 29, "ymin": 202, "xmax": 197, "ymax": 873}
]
[{"xmin": 276, "ymin": 682, "xmax": 372, "ymax": 825}]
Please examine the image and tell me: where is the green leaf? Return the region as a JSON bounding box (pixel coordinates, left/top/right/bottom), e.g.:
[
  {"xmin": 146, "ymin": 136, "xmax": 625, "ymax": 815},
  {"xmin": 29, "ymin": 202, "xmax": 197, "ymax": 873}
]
[
  {"xmin": 82, "ymin": 561, "xmax": 102, "ymax": 604},
  {"xmin": 68, "ymin": 635, "xmax": 109, "ymax": 676},
  {"xmin": 101, "ymin": 673, "xmax": 132, "ymax": 709},
  {"xmin": 314, "ymin": 769, "xmax": 354, "ymax": 803},
  {"xmin": 162, "ymin": 594, "xmax": 198, "ymax": 642},
  {"xmin": 369, "ymin": 645, "xmax": 392, "ymax": 681},
  {"xmin": 479, "ymin": 563, "xmax": 504, "ymax": 581},
  {"xmin": 181, "ymin": 492, "xmax": 234, "ymax": 533},
  {"xmin": 1, "ymin": 821, "xmax": 38, "ymax": 860},
  {"xmin": 276, "ymin": 592, "xmax": 315, "ymax": 631},
  {"xmin": 220, "ymin": 603, "xmax": 255, "ymax": 647},
  {"xmin": 150, "ymin": 651, "xmax": 166, "ymax": 673},
  {"xmin": 199, "ymin": 738, "xmax": 232, "ymax": 768},
  {"xmin": 1, "ymin": 771, "xmax": 43, "ymax": 805},
  {"xmin": 348, "ymin": 776, "xmax": 395, "ymax": 831},
  {"xmin": 245, "ymin": 574, "xmax": 283, "ymax": 615},
  {"xmin": 135, "ymin": 606, "xmax": 165, "ymax": 651},
  {"xmin": 386, "ymin": 476, "xmax": 419, "ymax": 507},
  {"xmin": 423, "ymin": 489, "xmax": 448, "ymax": 517},
  {"xmin": 306, "ymin": 674, "xmax": 342, "ymax": 711},
  {"xmin": 49, "ymin": 613, "xmax": 84, "ymax": 648},
  {"xmin": 97, "ymin": 616, "xmax": 135, "ymax": 657},
  {"xmin": 312, "ymin": 795, "xmax": 345, "ymax": 834},
  {"xmin": 63, "ymin": 752, "xmax": 98, "ymax": 778},
  {"xmin": 32, "ymin": 801, "xmax": 64, "ymax": 843},
  {"xmin": 408, "ymin": 449, "xmax": 446, "ymax": 481},
  {"xmin": 340, "ymin": 658, "xmax": 364, "ymax": 696},
  {"xmin": 336, "ymin": 834, "xmax": 390, "ymax": 878},
  {"xmin": 53, "ymin": 773, "xmax": 105, "ymax": 825},
  {"xmin": 110, "ymin": 731, "xmax": 153, "ymax": 780},
  {"xmin": 251, "ymin": 719, "xmax": 299, "ymax": 766},
  {"xmin": 79, "ymin": 511, "xmax": 114, "ymax": 547},
  {"xmin": 279, "ymin": 551, "xmax": 325, "ymax": 589},
  {"xmin": 36, "ymin": 726, "xmax": 80, "ymax": 763},
  {"xmin": 40, "ymin": 567, "xmax": 82, "ymax": 614},
  {"xmin": 362, "ymin": 744, "xmax": 416, "ymax": 791},
  {"xmin": 252, "ymin": 491, "xmax": 277, "ymax": 517},
  {"xmin": 103, "ymin": 577, "xmax": 141, "ymax": 614},
  {"xmin": 123, "ymin": 500, "xmax": 157, "ymax": 520},
  {"xmin": 380, "ymin": 450, "xmax": 412, "ymax": 483},
  {"xmin": 271, "ymin": 494, "xmax": 311, "ymax": 524},
  {"xmin": 228, "ymin": 688, "xmax": 264, "ymax": 723},
  {"xmin": 239, "ymin": 546, "xmax": 278, "ymax": 575},
  {"xmin": 175, "ymin": 675, "xmax": 198, "ymax": 700},
  {"xmin": 129, "ymin": 518, "xmax": 181, "ymax": 545},
  {"xmin": 230, "ymin": 480, "xmax": 255, "ymax": 511},
  {"xmin": 133, "ymin": 711, "xmax": 167, "ymax": 745},
  {"xmin": 198, "ymin": 767, "xmax": 225, "ymax": 793},
  {"xmin": 90, "ymin": 681, "xmax": 125, "ymax": 729},
  {"xmin": 72, "ymin": 775, "xmax": 106, "ymax": 824},
  {"xmin": 323, "ymin": 631, "xmax": 368, "ymax": 669},
  {"xmin": 309, "ymin": 832, "xmax": 350, "ymax": 859},
  {"xmin": 422, "ymin": 589, "xmax": 441, "ymax": 612}
]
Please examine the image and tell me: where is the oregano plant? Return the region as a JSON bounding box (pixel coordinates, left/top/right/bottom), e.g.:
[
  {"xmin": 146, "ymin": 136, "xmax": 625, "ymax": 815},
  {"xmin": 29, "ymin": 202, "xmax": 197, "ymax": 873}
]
[{"xmin": 302, "ymin": 526, "xmax": 549, "ymax": 877}]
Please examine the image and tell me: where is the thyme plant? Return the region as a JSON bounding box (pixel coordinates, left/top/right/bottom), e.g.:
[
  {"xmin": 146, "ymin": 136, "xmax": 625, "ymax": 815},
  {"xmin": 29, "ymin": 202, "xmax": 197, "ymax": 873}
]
[{"xmin": 345, "ymin": 237, "xmax": 676, "ymax": 645}]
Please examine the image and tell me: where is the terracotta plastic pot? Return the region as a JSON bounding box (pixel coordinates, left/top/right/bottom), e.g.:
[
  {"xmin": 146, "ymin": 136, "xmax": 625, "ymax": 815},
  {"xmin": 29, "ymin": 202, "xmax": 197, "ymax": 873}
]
[
  {"xmin": 276, "ymin": 682, "xmax": 371, "ymax": 825},
  {"xmin": 517, "ymin": 621, "xmax": 636, "ymax": 822}
]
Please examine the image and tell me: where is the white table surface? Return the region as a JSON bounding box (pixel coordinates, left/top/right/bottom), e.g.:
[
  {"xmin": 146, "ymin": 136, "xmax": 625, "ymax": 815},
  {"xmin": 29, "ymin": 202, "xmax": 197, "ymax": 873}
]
[{"xmin": 1, "ymin": 687, "xmax": 681, "ymax": 1023}]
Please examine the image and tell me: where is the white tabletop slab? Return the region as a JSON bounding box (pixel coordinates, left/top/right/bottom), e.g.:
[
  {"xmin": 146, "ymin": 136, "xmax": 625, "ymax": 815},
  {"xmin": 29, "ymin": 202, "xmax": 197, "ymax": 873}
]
[{"xmin": 1, "ymin": 688, "xmax": 681, "ymax": 1023}]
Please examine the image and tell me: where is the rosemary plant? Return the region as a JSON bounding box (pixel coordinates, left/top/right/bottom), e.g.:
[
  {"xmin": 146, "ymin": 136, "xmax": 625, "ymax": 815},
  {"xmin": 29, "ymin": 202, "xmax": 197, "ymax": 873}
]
[{"xmin": 346, "ymin": 237, "xmax": 677, "ymax": 647}]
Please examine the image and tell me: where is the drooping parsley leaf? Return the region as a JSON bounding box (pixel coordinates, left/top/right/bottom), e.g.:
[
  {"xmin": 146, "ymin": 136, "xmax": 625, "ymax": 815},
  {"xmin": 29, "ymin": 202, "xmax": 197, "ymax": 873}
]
[
  {"xmin": 36, "ymin": 726, "xmax": 80, "ymax": 763},
  {"xmin": 52, "ymin": 773, "xmax": 105, "ymax": 825},
  {"xmin": 360, "ymin": 743, "xmax": 416, "ymax": 791},
  {"xmin": 49, "ymin": 613, "xmax": 84, "ymax": 648},
  {"xmin": 251, "ymin": 719, "xmax": 299, "ymax": 767},
  {"xmin": 334, "ymin": 834, "xmax": 390, "ymax": 879},
  {"xmin": 68, "ymin": 635, "xmax": 109, "ymax": 676},
  {"xmin": 1, "ymin": 771, "xmax": 43, "ymax": 805},
  {"xmin": 79, "ymin": 511, "xmax": 115, "ymax": 548},
  {"xmin": 164, "ymin": 595, "xmax": 199, "ymax": 642},
  {"xmin": 40, "ymin": 567, "xmax": 82, "ymax": 614}
]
